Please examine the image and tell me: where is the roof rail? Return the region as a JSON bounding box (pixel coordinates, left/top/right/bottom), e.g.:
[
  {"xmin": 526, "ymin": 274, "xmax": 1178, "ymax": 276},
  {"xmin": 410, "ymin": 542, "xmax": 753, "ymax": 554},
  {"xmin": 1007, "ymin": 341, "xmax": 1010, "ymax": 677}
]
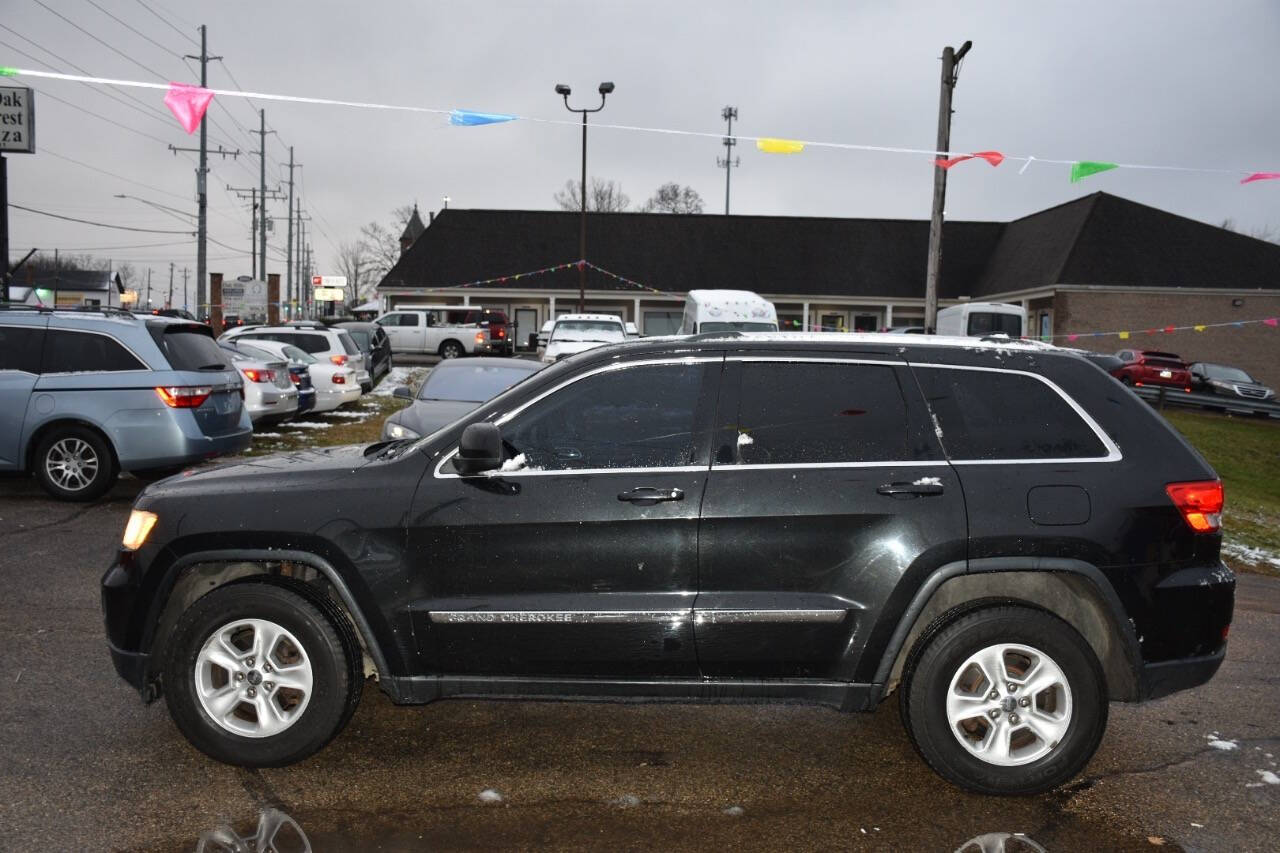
[{"xmin": 0, "ymin": 303, "xmax": 136, "ymax": 318}]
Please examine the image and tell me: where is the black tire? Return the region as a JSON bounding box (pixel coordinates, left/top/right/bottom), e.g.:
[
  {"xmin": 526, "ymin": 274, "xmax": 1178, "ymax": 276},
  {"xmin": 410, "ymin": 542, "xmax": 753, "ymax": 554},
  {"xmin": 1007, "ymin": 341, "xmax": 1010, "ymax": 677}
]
[
  {"xmin": 162, "ymin": 580, "xmax": 361, "ymax": 767},
  {"xmin": 438, "ymin": 340, "xmax": 464, "ymax": 359},
  {"xmin": 32, "ymin": 425, "xmax": 118, "ymax": 502},
  {"xmin": 899, "ymin": 604, "xmax": 1107, "ymax": 796}
]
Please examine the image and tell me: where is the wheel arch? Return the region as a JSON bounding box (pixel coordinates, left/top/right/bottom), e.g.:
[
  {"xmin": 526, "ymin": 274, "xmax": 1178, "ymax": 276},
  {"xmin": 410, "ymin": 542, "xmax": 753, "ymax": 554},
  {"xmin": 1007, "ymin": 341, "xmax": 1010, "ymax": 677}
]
[
  {"xmin": 437, "ymin": 338, "xmax": 465, "ymax": 356},
  {"xmin": 24, "ymin": 416, "xmax": 120, "ymax": 473},
  {"xmin": 140, "ymin": 546, "xmax": 402, "ymax": 703},
  {"xmin": 870, "ymin": 558, "xmax": 1142, "ymax": 704}
]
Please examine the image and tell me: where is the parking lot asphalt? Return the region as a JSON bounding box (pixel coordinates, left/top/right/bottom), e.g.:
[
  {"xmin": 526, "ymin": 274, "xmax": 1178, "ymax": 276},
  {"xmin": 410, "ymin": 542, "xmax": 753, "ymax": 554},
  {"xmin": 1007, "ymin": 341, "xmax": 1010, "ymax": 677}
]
[{"xmin": 1, "ymin": 475, "xmax": 1277, "ymax": 851}]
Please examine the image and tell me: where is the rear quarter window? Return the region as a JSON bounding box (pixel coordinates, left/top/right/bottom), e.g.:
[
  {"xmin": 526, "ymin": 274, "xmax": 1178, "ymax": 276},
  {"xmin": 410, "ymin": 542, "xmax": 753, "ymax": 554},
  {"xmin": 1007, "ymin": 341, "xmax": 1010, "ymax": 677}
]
[
  {"xmin": 914, "ymin": 367, "xmax": 1109, "ymax": 460},
  {"xmin": 293, "ymin": 333, "xmax": 331, "ymax": 354},
  {"xmin": 337, "ymin": 332, "xmax": 360, "ymax": 355},
  {"xmin": 42, "ymin": 329, "xmax": 147, "ymax": 373}
]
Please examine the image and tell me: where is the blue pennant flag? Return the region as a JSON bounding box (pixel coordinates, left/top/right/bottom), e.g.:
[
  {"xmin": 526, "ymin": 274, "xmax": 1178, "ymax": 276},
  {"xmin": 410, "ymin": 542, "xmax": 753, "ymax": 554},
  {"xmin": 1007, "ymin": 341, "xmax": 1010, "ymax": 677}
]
[{"xmin": 449, "ymin": 109, "xmax": 518, "ymax": 126}]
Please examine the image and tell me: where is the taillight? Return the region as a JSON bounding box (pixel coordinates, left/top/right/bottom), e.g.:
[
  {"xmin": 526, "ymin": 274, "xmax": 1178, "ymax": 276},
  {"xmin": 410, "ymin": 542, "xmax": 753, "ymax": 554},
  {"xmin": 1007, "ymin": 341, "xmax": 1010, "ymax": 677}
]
[
  {"xmin": 155, "ymin": 386, "xmax": 212, "ymax": 408},
  {"xmin": 330, "ymin": 354, "xmax": 348, "ymax": 366},
  {"xmin": 475, "ymin": 331, "xmax": 486, "ymax": 344},
  {"xmin": 241, "ymin": 368, "xmax": 275, "ymax": 383},
  {"xmin": 289, "ymin": 372, "xmax": 302, "ymax": 385},
  {"xmin": 332, "ymin": 374, "xmax": 345, "ymax": 384},
  {"xmin": 1166, "ymin": 480, "xmax": 1224, "ymax": 533},
  {"xmin": 495, "ymin": 327, "xmax": 506, "ymax": 339}
]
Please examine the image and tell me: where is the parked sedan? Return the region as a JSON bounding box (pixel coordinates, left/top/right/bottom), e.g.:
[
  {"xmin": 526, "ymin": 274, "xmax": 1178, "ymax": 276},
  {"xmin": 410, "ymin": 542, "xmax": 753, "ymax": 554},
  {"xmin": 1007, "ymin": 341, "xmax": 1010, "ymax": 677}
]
[
  {"xmin": 382, "ymin": 357, "xmax": 543, "ymax": 440},
  {"xmin": 218, "ymin": 342, "xmax": 299, "ymax": 424},
  {"xmin": 1189, "ymin": 362, "xmax": 1275, "ymax": 402},
  {"xmin": 236, "ymin": 338, "xmax": 362, "ymax": 413},
  {"xmin": 1111, "ymin": 349, "xmax": 1192, "ymax": 391}
]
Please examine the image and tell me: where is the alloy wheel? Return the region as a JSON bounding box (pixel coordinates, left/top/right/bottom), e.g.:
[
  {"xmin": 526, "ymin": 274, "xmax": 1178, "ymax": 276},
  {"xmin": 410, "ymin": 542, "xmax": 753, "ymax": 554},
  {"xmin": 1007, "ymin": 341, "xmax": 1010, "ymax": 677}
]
[
  {"xmin": 44, "ymin": 438, "xmax": 100, "ymax": 492},
  {"xmin": 194, "ymin": 618, "xmax": 314, "ymax": 738},
  {"xmin": 945, "ymin": 642, "xmax": 1073, "ymax": 766}
]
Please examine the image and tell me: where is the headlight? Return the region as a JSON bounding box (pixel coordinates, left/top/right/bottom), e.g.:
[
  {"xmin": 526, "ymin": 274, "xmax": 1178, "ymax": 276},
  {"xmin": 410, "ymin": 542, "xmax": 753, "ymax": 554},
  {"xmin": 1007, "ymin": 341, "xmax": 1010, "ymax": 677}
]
[
  {"xmin": 386, "ymin": 422, "xmax": 420, "ymax": 440},
  {"xmin": 121, "ymin": 510, "xmax": 158, "ymax": 551}
]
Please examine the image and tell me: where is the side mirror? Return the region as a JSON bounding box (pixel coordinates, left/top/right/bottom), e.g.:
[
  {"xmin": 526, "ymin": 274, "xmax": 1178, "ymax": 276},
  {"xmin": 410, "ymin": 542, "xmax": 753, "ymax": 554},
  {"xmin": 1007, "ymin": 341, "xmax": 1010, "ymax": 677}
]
[
  {"xmin": 392, "ymin": 385, "xmax": 413, "ymax": 400},
  {"xmin": 453, "ymin": 422, "xmax": 503, "ymax": 475}
]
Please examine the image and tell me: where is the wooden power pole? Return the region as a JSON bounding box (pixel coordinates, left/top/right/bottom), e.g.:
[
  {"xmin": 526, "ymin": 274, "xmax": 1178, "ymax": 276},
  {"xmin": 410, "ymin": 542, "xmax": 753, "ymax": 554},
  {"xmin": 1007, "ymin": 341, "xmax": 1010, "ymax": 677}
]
[{"xmin": 924, "ymin": 40, "xmax": 972, "ymax": 334}]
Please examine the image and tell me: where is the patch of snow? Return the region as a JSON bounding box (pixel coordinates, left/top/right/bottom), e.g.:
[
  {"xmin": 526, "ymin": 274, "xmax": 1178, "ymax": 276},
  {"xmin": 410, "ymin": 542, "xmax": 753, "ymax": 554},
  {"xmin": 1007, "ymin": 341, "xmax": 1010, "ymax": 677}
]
[
  {"xmin": 372, "ymin": 366, "xmax": 427, "ymax": 397},
  {"xmin": 1190, "ymin": 823, "xmax": 1204, "ymax": 828},
  {"xmin": 1207, "ymin": 739, "xmax": 1238, "ymax": 751},
  {"xmin": 325, "ymin": 411, "xmax": 373, "ymax": 419},
  {"xmin": 500, "ymin": 453, "xmax": 528, "ymax": 472},
  {"xmin": 1221, "ymin": 541, "xmax": 1280, "ymax": 569},
  {"xmin": 723, "ymin": 805, "xmax": 744, "ymax": 817},
  {"xmin": 287, "ymin": 421, "xmax": 332, "ymax": 429},
  {"xmin": 1257, "ymin": 770, "xmax": 1280, "ymax": 785},
  {"xmin": 253, "ymin": 432, "xmax": 282, "ymax": 438},
  {"xmin": 930, "ymin": 412, "xmax": 944, "ymax": 441},
  {"xmin": 912, "ymin": 476, "xmax": 943, "ymax": 487},
  {"xmin": 737, "ymin": 432, "xmax": 754, "ymax": 447},
  {"xmin": 615, "ymin": 794, "xmax": 641, "ymax": 808},
  {"xmin": 478, "ymin": 788, "xmax": 503, "ymax": 803}
]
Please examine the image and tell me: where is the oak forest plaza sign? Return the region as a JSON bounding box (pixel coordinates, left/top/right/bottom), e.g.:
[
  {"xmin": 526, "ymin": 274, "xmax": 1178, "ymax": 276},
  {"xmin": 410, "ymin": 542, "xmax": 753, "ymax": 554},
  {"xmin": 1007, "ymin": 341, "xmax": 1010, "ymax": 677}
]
[{"xmin": 0, "ymin": 86, "xmax": 35, "ymax": 153}]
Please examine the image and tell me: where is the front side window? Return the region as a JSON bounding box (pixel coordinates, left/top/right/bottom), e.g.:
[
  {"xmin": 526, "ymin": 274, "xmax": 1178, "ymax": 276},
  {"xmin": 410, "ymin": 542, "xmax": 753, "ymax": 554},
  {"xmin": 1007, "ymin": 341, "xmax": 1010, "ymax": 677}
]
[
  {"xmin": 915, "ymin": 367, "xmax": 1108, "ymax": 460},
  {"xmin": 724, "ymin": 362, "xmax": 909, "ymax": 465},
  {"xmin": 501, "ymin": 363, "xmax": 706, "ymax": 470},
  {"xmin": 0, "ymin": 325, "xmax": 46, "ymax": 373},
  {"xmin": 42, "ymin": 330, "xmax": 146, "ymax": 373}
]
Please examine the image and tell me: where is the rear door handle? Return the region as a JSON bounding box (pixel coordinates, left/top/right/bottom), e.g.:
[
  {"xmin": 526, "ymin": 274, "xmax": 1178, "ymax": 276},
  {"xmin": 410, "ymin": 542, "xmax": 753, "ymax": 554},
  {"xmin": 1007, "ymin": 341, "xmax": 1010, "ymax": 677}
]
[
  {"xmin": 618, "ymin": 487, "xmax": 685, "ymax": 504},
  {"xmin": 877, "ymin": 481, "xmax": 944, "ymax": 497}
]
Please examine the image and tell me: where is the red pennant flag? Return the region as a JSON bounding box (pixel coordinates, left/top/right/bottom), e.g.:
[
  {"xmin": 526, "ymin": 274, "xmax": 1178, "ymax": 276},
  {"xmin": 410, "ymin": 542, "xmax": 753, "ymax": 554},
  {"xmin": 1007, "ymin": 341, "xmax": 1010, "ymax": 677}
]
[
  {"xmin": 1163, "ymin": 325, "xmax": 1175, "ymax": 333},
  {"xmin": 935, "ymin": 150, "xmax": 1004, "ymax": 169},
  {"xmin": 1241, "ymin": 172, "xmax": 1280, "ymax": 185},
  {"xmin": 164, "ymin": 82, "xmax": 214, "ymax": 134}
]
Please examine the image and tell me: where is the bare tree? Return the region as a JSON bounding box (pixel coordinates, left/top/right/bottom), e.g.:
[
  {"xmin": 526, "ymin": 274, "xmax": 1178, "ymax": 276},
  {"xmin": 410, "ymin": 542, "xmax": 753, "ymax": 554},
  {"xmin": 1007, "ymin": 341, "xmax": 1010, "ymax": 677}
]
[
  {"xmin": 1219, "ymin": 218, "xmax": 1279, "ymax": 244},
  {"xmin": 553, "ymin": 178, "xmax": 631, "ymax": 212},
  {"xmin": 337, "ymin": 240, "xmax": 378, "ymax": 303},
  {"xmin": 641, "ymin": 182, "xmax": 705, "ymax": 214}
]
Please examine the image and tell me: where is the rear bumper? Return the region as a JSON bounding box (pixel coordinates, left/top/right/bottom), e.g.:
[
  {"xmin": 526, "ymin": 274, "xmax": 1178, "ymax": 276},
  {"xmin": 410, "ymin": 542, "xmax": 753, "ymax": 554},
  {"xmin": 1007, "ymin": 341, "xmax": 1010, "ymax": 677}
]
[
  {"xmin": 108, "ymin": 408, "xmax": 252, "ymax": 471},
  {"xmin": 1139, "ymin": 650, "xmax": 1226, "ymax": 700}
]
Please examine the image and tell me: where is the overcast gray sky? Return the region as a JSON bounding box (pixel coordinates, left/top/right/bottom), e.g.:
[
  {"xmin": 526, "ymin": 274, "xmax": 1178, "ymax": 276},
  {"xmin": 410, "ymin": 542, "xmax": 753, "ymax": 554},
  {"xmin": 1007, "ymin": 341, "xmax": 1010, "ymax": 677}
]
[{"xmin": 5, "ymin": 0, "xmax": 1279, "ymax": 303}]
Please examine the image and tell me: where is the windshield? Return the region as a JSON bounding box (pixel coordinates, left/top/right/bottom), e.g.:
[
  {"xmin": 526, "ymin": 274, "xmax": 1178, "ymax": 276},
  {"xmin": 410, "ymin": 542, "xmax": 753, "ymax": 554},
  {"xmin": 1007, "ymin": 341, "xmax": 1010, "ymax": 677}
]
[
  {"xmin": 418, "ymin": 364, "xmax": 538, "ymax": 402},
  {"xmin": 1203, "ymin": 364, "xmax": 1254, "ymax": 382},
  {"xmin": 283, "ymin": 345, "xmax": 317, "ymax": 364},
  {"xmin": 698, "ymin": 321, "xmax": 778, "ymax": 333},
  {"xmin": 550, "ymin": 320, "xmax": 626, "ymax": 343},
  {"xmin": 233, "ymin": 342, "xmax": 279, "ymax": 362}
]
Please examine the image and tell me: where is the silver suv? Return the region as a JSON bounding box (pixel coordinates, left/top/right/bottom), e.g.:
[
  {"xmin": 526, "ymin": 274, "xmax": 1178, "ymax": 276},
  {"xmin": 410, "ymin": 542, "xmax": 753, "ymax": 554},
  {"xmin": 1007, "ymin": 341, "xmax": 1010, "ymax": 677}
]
[
  {"xmin": 222, "ymin": 322, "xmax": 371, "ymax": 392},
  {"xmin": 0, "ymin": 306, "xmax": 250, "ymax": 501}
]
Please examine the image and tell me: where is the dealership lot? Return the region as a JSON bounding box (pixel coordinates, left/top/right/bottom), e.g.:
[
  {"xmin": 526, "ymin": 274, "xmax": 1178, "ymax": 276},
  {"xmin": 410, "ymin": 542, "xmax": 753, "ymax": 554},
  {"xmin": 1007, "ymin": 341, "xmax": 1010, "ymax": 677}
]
[{"xmin": 0, "ymin": 476, "xmax": 1276, "ymax": 851}]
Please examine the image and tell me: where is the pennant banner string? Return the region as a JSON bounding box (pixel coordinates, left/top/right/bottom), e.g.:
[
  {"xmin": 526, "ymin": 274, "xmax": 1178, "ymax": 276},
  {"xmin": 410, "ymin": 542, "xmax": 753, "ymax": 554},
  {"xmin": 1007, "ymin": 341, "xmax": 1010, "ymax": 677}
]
[{"xmin": 0, "ymin": 66, "xmax": 1270, "ymax": 178}]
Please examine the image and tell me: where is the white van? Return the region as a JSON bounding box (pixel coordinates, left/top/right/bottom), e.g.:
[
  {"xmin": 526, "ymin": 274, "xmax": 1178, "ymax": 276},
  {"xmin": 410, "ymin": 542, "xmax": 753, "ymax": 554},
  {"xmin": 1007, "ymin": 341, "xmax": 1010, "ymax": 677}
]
[
  {"xmin": 935, "ymin": 302, "xmax": 1025, "ymax": 338},
  {"xmin": 679, "ymin": 290, "xmax": 778, "ymax": 334}
]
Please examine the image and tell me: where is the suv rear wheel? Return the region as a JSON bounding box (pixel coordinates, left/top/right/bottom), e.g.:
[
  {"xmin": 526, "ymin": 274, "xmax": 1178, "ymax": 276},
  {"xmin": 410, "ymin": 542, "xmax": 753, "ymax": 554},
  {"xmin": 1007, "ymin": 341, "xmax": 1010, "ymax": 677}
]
[
  {"xmin": 899, "ymin": 604, "xmax": 1107, "ymax": 795},
  {"xmin": 162, "ymin": 581, "xmax": 361, "ymax": 767},
  {"xmin": 33, "ymin": 426, "xmax": 118, "ymax": 501}
]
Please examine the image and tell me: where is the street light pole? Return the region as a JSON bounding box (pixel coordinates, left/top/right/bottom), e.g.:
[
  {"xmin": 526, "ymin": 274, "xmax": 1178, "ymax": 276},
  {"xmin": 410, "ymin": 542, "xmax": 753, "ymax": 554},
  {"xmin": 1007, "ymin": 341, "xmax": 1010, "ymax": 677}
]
[{"xmin": 556, "ymin": 81, "xmax": 614, "ymax": 313}]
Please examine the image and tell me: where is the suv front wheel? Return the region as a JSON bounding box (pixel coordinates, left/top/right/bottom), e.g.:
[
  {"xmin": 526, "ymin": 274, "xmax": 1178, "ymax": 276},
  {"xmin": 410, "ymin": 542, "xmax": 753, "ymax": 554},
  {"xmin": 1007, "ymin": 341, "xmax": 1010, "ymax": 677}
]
[
  {"xmin": 900, "ymin": 604, "xmax": 1107, "ymax": 795},
  {"xmin": 33, "ymin": 426, "xmax": 119, "ymax": 501},
  {"xmin": 162, "ymin": 581, "xmax": 362, "ymax": 767}
]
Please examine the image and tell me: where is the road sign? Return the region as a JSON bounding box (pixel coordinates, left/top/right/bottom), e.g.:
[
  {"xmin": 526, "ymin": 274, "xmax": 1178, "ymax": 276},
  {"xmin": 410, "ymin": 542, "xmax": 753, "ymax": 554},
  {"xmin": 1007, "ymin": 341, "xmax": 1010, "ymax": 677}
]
[
  {"xmin": 0, "ymin": 87, "xmax": 35, "ymax": 153},
  {"xmin": 311, "ymin": 275, "xmax": 347, "ymax": 289},
  {"xmin": 314, "ymin": 287, "xmax": 345, "ymax": 301},
  {"xmin": 223, "ymin": 277, "xmax": 267, "ymax": 319}
]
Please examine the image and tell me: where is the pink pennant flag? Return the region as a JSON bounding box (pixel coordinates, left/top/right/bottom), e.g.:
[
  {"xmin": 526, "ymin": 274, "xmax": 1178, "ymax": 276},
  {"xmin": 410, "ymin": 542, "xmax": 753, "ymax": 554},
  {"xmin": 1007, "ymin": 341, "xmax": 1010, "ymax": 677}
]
[
  {"xmin": 935, "ymin": 151, "xmax": 1005, "ymax": 169},
  {"xmin": 1067, "ymin": 334, "xmax": 1079, "ymax": 342},
  {"xmin": 1241, "ymin": 172, "xmax": 1280, "ymax": 185},
  {"xmin": 164, "ymin": 82, "xmax": 214, "ymax": 134},
  {"xmin": 1265, "ymin": 317, "xmax": 1279, "ymax": 327}
]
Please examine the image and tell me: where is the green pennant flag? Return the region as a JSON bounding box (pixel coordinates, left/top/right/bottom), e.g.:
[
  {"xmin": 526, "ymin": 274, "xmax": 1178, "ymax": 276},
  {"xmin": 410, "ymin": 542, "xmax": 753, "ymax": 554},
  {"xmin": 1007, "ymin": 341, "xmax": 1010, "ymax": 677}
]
[{"xmin": 1070, "ymin": 160, "xmax": 1118, "ymax": 182}]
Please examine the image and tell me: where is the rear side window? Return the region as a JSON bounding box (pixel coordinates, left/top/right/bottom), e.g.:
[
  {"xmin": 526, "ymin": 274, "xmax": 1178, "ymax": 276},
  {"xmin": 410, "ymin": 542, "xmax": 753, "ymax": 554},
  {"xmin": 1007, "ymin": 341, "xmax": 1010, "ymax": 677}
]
[
  {"xmin": 293, "ymin": 333, "xmax": 330, "ymax": 354},
  {"xmin": 726, "ymin": 362, "xmax": 909, "ymax": 465},
  {"xmin": 0, "ymin": 325, "xmax": 45, "ymax": 373},
  {"xmin": 337, "ymin": 331, "xmax": 359, "ymax": 355},
  {"xmin": 915, "ymin": 367, "xmax": 1108, "ymax": 460},
  {"xmin": 42, "ymin": 329, "xmax": 146, "ymax": 373},
  {"xmin": 151, "ymin": 327, "xmax": 228, "ymax": 371}
]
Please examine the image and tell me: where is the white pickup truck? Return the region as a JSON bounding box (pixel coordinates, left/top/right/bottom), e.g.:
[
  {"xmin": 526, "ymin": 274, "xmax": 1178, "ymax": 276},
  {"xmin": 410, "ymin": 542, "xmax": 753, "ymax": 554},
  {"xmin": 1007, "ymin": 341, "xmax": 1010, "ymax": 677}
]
[{"xmin": 374, "ymin": 305, "xmax": 509, "ymax": 359}]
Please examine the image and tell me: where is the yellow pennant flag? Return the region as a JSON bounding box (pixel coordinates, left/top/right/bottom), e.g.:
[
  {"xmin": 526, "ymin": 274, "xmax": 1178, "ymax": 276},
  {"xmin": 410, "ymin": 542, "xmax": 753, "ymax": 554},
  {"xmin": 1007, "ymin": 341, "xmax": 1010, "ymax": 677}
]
[
  {"xmin": 757, "ymin": 137, "xmax": 805, "ymax": 154},
  {"xmin": 1118, "ymin": 331, "xmax": 1130, "ymax": 340},
  {"xmin": 1194, "ymin": 325, "xmax": 1206, "ymax": 332}
]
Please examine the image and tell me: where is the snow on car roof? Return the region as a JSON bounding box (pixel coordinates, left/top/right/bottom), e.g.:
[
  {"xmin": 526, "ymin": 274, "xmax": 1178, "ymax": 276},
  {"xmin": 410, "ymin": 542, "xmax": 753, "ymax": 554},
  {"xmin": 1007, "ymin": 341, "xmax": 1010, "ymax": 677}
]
[{"xmin": 555, "ymin": 314, "xmax": 624, "ymax": 323}]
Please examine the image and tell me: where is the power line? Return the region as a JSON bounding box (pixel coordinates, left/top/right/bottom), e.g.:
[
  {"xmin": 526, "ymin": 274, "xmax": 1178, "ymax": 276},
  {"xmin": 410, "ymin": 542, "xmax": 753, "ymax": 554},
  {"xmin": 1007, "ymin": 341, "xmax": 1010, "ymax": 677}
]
[
  {"xmin": 131, "ymin": 0, "xmax": 197, "ymax": 46},
  {"xmin": 33, "ymin": 0, "xmax": 171, "ymax": 81},
  {"xmin": 41, "ymin": 148, "xmax": 191, "ymax": 202},
  {"xmin": 30, "ymin": 83, "xmax": 173, "ymax": 145},
  {"xmin": 82, "ymin": 0, "xmax": 184, "ymax": 61},
  {"xmin": 10, "ymin": 204, "xmax": 196, "ymax": 234}
]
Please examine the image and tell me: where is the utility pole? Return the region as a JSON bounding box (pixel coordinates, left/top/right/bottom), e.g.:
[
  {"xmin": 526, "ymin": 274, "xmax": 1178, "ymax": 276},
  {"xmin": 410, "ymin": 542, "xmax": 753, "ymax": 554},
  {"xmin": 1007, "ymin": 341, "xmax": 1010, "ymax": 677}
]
[
  {"xmin": 167, "ymin": 262, "xmax": 174, "ymax": 308},
  {"xmin": 180, "ymin": 27, "xmax": 228, "ymax": 321},
  {"xmin": 145, "ymin": 267, "xmax": 151, "ymax": 309},
  {"xmin": 285, "ymin": 147, "xmax": 296, "ymax": 318},
  {"xmin": 1, "ymin": 154, "xmax": 8, "ymax": 302},
  {"xmin": 256, "ymin": 110, "xmax": 276, "ymax": 284},
  {"xmin": 924, "ymin": 40, "xmax": 972, "ymax": 334},
  {"xmin": 717, "ymin": 106, "xmax": 740, "ymax": 215},
  {"xmin": 182, "ymin": 266, "xmax": 189, "ymax": 310},
  {"xmin": 229, "ymin": 184, "xmax": 283, "ymax": 278}
]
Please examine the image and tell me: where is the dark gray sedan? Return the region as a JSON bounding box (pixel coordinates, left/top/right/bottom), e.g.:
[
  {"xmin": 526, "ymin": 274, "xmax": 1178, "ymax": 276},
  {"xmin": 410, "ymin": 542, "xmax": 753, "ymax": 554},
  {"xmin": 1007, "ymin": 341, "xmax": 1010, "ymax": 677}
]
[{"xmin": 382, "ymin": 357, "xmax": 543, "ymax": 440}]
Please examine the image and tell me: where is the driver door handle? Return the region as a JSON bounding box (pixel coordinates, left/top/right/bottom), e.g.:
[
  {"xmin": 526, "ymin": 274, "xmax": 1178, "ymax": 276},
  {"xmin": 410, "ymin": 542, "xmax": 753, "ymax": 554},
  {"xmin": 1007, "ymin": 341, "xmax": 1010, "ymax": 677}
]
[
  {"xmin": 877, "ymin": 482, "xmax": 944, "ymax": 497},
  {"xmin": 618, "ymin": 487, "xmax": 685, "ymax": 504}
]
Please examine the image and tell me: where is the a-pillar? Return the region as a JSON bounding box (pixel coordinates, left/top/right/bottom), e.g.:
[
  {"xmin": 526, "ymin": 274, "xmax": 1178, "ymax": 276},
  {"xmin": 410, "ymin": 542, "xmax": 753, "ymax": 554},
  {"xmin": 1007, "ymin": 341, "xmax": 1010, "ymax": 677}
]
[
  {"xmin": 209, "ymin": 273, "xmax": 223, "ymax": 334},
  {"xmin": 267, "ymin": 274, "xmax": 281, "ymax": 325}
]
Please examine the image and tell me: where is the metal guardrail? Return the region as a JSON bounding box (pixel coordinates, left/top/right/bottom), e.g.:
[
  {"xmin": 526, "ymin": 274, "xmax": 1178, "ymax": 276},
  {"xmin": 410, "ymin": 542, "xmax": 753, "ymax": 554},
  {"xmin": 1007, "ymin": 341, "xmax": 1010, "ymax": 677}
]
[{"xmin": 1133, "ymin": 385, "xmax": 1280, "ymax": 419}]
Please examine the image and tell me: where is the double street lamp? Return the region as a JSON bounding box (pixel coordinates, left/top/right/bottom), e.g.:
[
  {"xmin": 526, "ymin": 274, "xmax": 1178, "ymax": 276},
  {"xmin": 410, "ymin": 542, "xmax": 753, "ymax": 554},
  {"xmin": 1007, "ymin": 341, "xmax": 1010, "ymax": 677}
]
[{"xmin": 555, "ymin": 81, "xmax": 614, "ymax": 312}]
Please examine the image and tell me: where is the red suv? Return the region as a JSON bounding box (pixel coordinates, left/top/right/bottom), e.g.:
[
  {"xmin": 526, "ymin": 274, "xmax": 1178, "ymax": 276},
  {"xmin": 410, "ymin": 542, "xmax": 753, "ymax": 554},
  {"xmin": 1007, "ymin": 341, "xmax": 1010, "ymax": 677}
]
[{"xmin": 1112, "ymin": 350, "xmax": 1192, "ymax": 391}]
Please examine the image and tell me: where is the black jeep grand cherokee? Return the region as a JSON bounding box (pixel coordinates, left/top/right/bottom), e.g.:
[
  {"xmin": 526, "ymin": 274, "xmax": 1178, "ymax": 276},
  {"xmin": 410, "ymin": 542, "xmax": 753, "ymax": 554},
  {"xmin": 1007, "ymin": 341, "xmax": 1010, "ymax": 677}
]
[{"xmin": 103, "ymin": 334, "xmax": 1233, "ymax": 795}]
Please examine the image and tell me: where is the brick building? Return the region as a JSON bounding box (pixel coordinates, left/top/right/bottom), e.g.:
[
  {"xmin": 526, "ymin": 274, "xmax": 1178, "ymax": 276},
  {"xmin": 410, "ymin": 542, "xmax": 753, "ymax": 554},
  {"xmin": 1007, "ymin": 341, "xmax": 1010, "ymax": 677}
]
[{"xmin": 376, "ymin": 192, "xmax": 1280, "ymax": 386}]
